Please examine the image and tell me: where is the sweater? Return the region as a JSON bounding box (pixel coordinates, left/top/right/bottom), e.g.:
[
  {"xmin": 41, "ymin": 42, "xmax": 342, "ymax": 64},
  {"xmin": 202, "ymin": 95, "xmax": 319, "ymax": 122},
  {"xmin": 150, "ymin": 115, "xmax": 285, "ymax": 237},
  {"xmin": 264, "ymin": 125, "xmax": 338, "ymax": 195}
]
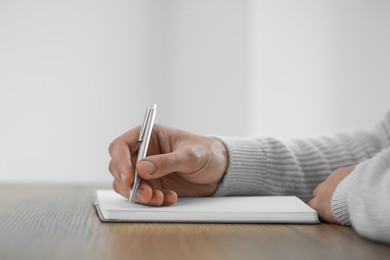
[{"xmin": 215, "ymin": 111, "xmax": 390, "ymax": 243}]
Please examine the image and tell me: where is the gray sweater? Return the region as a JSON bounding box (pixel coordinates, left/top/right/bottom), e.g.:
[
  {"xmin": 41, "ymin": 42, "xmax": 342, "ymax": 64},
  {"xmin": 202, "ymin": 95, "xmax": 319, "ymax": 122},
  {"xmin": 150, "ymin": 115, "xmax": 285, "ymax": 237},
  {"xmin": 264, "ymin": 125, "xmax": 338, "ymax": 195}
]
[{"xmin": 215, "ymin": 111, "xmax": 390, "ymax": 243}]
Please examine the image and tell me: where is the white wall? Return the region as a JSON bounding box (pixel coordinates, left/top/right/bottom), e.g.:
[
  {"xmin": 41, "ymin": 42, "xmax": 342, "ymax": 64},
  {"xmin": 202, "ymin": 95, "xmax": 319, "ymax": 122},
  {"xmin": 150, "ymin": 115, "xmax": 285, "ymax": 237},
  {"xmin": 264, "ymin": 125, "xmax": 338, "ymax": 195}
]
[
  {"xmin": 148, "ymin": 1, "xmax": 250, "ymax": 135},
  {"xmin": 249, "ymin": 0, "xmax": 390, "ymax": 138},
  {"xmin": 0, "ymin": 0, "xmax": 155, "ymax": 183},
  {"xmin": 0, "ymin": 0, "xmax": 389, "ymax": 183}
]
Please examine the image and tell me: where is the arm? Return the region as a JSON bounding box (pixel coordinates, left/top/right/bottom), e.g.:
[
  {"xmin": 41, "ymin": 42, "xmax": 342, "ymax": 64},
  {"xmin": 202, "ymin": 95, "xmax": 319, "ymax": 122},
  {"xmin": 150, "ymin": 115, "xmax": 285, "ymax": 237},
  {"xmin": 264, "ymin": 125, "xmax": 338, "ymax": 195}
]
[
  {"xmin": 108, "ymin": 111, "xmax": 390, "ymax": 207},
  {"xmin": 215, "ymin": 112, "xmax": 390, "ymax": 202},
  {"xmin": 332, "ymin": 148, "xmax": 390, "ymax": 243}
]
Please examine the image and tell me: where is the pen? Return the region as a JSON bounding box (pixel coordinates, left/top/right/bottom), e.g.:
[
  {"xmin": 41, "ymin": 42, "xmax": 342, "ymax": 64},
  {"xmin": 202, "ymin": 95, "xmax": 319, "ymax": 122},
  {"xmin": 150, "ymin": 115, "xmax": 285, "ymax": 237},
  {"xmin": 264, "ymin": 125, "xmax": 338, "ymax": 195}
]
[{"xmin": 129, "ymin": 104, "xmax": 157, "ymax": 204}]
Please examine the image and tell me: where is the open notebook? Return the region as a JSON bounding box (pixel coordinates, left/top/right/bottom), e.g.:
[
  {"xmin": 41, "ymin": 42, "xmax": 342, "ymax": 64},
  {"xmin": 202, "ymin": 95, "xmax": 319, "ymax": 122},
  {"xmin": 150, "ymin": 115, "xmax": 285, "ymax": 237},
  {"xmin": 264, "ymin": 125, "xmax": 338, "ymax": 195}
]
[{"xmin": 94, "ymin": 190, "xmax": 319, "ymax": 224}]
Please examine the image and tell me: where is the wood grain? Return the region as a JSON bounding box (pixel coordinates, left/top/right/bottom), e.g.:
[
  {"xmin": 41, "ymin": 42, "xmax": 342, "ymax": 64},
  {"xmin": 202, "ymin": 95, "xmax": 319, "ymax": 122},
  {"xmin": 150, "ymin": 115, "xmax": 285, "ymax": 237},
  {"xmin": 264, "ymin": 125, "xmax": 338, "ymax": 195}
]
[{"xmin": 0, "ymin": 184, "xmax": 389, "ymax": 260}]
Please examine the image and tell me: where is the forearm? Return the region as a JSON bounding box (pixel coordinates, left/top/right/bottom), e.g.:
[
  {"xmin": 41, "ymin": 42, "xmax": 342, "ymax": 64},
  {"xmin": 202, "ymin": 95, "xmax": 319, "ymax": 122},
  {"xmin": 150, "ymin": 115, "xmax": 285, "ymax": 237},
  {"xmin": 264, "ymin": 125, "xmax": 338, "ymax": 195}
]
[
  {"xmin": 332, "ymin": 148, "xmax": 390, "ymax": 244},
  {"xmin": 214, "ymin": 114, "xmax": 388, "ymax": 201}
]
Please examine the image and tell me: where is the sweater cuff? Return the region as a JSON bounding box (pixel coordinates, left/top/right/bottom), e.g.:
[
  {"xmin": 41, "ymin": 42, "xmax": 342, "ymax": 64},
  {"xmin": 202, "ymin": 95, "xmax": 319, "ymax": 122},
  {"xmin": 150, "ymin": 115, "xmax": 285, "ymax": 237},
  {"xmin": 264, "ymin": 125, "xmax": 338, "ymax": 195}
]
[
  {"xmin": 213, "ymin": 136, "xmax": 268, "ymax": 196},
  {"xmin": 331, "ymin": 168, "xmax": 360, "ymax": 226}
]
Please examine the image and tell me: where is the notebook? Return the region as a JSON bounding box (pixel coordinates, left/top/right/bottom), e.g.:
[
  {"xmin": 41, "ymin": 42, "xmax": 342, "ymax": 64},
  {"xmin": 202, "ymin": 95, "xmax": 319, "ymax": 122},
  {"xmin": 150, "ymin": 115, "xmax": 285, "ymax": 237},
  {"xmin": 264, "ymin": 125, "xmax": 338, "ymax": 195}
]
[{"xmin": 94, "ymin": 190, "xmax": 319, "ymax": 224}]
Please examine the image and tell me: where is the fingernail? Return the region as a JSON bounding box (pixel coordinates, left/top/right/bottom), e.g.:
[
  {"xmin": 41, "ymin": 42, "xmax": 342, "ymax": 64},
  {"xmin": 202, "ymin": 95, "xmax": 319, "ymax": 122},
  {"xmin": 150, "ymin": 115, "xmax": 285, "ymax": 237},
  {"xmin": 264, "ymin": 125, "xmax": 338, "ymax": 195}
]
[
  {"xmin": 138, "ymin": 161, "xmax": 155, "ymax": 175},
  {"xmin": 120, "ymin": 173, "xmax": 126, "ymax": 182}
]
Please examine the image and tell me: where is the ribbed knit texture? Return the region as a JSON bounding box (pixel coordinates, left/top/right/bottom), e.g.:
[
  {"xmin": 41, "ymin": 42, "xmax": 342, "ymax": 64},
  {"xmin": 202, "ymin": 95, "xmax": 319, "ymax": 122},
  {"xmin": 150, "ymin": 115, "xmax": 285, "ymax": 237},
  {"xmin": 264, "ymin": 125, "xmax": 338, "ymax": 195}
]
[
  {"xmin": 215, "ymin": 111, "xmax": 390, "ymax": 243},
  {"xmin": 332, "ymin": 148, "xmax": 390, "ymax": 243}
]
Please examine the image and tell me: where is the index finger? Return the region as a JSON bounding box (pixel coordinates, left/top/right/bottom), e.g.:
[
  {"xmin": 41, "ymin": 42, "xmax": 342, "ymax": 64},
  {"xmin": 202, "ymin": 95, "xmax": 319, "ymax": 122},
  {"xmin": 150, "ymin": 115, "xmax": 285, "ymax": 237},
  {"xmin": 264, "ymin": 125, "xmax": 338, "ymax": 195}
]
[
  {"xmin": 108, "ymin": 127, "xmax": 141, "ymax": 183},
  {"xmin": 109, "ymin": 126, "xmax": 142, "ymax": 158}
]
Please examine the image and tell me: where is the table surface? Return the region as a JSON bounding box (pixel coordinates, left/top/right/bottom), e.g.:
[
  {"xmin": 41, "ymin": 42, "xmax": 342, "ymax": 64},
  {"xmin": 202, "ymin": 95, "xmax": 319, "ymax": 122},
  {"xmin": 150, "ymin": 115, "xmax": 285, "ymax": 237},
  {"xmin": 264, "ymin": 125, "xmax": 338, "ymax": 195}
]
[{"xmin": 0, "ymin": 184, "xmax": 389, "ymax": 260}]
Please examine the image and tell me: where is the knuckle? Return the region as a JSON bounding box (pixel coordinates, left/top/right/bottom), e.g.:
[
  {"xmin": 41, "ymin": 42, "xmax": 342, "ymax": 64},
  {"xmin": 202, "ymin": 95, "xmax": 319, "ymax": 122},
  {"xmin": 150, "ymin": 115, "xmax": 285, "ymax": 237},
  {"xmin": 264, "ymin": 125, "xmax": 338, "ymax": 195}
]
[
  {"xmin": 160, "ymin": 155, "xmax": 174, "ymax": 170},
  {"xmin": 184, "ymin": 147, "xmax": 199, "ymax": 160},
  {"xmin": 108, "ymin": 160, "xmax": 115, "ymax": 174},
  {"xmin": 108, "ymin": 160, "xmax": 115, "ymax": 172},
  {"xmin": 108, "ymin": 139, "xmax": 119, "ymax": 156},
  {"xmin": 184, "ymin": 146, "xmax": 206, "ymax": 170}
]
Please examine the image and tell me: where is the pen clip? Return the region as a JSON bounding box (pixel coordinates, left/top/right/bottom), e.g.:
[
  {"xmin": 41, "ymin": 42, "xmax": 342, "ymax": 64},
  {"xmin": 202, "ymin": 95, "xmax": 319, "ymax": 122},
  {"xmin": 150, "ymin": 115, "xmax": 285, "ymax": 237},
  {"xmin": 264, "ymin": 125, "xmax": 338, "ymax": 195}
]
[{"xmin": 138, "ymin": 106, "xmax": 151, "ymax": 141}]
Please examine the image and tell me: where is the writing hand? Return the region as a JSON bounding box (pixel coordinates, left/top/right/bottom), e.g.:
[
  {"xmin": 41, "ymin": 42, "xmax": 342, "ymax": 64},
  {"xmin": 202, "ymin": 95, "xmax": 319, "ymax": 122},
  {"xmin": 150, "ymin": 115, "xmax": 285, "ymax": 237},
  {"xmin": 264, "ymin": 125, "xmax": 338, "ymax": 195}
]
[{"xmin": 108, "ymin": 125, "xmax": 228, "ymax": 206}]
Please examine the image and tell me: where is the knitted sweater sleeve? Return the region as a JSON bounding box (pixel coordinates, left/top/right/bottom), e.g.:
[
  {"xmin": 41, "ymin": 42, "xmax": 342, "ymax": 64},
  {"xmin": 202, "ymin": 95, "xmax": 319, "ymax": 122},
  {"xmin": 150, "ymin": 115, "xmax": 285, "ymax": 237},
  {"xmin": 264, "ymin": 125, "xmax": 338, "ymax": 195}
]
[
  {"xmin": 331, "ymin": 148, "xmax": 390, "ymax": 243},
  {"xmin": 331, "ymin": 112, "xmax": 390, "ymax": 243},
  {"xmin": 214, "ymin": 112, "xmax": 390, "ymax": 203}
]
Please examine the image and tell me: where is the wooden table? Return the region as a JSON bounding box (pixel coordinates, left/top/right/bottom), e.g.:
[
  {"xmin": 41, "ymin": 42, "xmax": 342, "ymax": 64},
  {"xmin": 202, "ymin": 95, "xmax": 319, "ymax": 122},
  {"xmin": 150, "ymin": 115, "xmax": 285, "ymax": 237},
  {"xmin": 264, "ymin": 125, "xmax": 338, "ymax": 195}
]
[{"xmin": 0, "ymin": 184, "xmax": 389, "ymax": 260}]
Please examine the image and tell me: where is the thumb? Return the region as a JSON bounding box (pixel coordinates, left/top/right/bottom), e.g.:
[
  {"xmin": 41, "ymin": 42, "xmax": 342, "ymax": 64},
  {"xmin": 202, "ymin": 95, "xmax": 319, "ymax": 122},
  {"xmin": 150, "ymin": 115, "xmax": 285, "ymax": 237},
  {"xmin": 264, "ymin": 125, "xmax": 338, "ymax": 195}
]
[{"xmin": 136, "ymin": 150, "xmax": 197, "ymax": 179}]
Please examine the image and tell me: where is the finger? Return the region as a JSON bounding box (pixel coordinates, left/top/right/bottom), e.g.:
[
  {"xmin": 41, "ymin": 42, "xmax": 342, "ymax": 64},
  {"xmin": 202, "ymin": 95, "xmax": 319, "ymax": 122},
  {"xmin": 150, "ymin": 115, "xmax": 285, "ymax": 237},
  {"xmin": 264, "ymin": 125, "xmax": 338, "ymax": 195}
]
[
  {"xmin": 134, "ymin": 181, "xmax": 153, "ymax": 203},
  {"xmin": 134, "ymin": 188, "xmax": 164, "ymax": 206},
  {"xmin": 108, "ymin": 159, "xmax": 118, "ymax": 180},
  {"xmin": 111, "ymin": 127, "xmax": 144, "ymax": 166},
  {"xmin": 108, "ymin": 159, "xmax": 131, "ymax": 182},
  {"xmin": 312, "ymin": 182, "xmax": 324, "ymax": 197},
  {"xmin": 134, "ymin": 186, "xmax": 178, "ymax": 206},
  {"xmin": 113, "ymin": 179, "xmax": 130, "ymax": 199},
  {"xmin": 149, "ymin": 189, "xmax": 178, "ymax": 206},
  {"xmin": 307, "ymin": 198, "xmax": 316, "ymax": 209},
  {"xmin": 109, "ymin": 158, "xmax": 134, "ymax": 188},
  {"xmin": 136, "ymin": 149, "xmax": 201, "ymax": 179},
  {"xmin": 161, "ymin": 190, "xmax": 178, "ymax": 206},
  {"xmin": 150, "ymin": 189, "xmax": 164, "ymax": 206},
  {"xmin": 312, "ymin": 186, "xmax": 318, "ymax": 197},
  {"xmin": 108, "ymin": 139, "xmax": 134, "ymax": 186}
]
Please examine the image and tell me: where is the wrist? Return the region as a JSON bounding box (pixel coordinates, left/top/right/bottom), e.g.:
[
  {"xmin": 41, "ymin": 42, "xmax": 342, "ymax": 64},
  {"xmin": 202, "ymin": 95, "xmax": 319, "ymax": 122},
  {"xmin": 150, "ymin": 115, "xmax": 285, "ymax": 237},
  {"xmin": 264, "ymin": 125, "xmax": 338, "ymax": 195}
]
[{"xmin": 196, "ymin": 137, "xmax": 228, "ymax": 196}]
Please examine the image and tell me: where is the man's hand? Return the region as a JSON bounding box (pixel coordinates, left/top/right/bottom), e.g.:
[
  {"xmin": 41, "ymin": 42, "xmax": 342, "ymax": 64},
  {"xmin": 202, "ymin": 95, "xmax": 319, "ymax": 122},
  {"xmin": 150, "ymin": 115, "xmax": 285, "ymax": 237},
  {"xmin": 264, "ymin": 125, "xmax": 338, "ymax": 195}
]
[
  {"xmin": 308, "ymin": 166, "xmax": 355, "ymax": 223},
  {"xmin": 108, "ymin": 124, "xmax": 228, "ymax": 206}
]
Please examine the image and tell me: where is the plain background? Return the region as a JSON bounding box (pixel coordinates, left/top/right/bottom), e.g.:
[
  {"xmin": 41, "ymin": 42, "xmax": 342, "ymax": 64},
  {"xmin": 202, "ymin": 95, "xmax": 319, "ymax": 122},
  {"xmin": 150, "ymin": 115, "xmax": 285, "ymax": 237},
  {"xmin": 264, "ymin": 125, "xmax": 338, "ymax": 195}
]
[{"xmin": 0, "ymin": 0, "xmax": 389, "ymax": 183}]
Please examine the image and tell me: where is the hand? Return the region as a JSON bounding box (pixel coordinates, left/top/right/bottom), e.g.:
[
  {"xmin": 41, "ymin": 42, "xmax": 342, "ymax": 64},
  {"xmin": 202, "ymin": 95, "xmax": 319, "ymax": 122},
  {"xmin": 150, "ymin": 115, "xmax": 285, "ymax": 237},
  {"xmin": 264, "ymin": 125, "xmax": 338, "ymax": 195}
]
[
  {"xmin": 308, "ymin": 166, "xmax": 355, "ymax": 223},
  {"xmin": 108, "ymin": 124, "xmax": 228, "ymax": 206}
]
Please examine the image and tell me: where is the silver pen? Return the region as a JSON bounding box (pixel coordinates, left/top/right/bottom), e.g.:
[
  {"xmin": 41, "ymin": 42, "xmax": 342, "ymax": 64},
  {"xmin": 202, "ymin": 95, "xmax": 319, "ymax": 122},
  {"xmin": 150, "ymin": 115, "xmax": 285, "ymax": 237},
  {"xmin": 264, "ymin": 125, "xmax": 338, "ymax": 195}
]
[{"xmin": 129, "ymin": 104, "xmax": 157, "ymax": 204}]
